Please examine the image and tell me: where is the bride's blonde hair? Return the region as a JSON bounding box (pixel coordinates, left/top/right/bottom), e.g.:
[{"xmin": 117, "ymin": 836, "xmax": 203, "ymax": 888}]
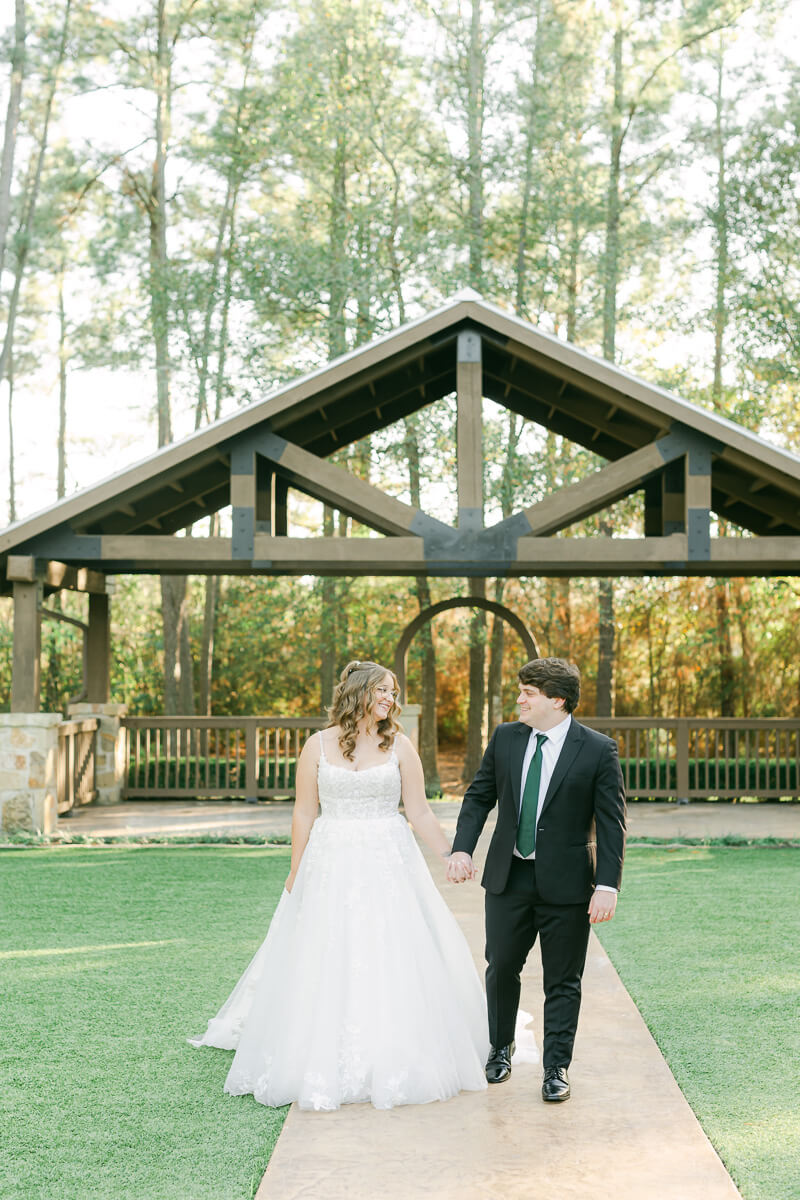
[{"xmin": 327, "ymin": 660, "xmax": 402, "ymax": 761}]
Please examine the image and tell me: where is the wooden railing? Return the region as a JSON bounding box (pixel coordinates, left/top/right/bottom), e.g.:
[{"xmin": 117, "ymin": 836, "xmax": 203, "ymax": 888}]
[
  {"xmin": 118, "ymin": 715, "xmax": 800, "ymax": 802},
  {"xmin": 122, "ymin": 716, "xmax": 327, "ymax": 800},
  {"xmin": 584, "ymin": 718, "xmax": 800, "ymax": 800},
  {"xmin": 57, "ymin": 718, "xmax": 99, "ymax": 814}
]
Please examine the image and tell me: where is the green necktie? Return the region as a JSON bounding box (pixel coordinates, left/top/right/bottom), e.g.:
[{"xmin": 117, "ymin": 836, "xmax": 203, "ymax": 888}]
[{"xmin": 517, "ymin": 733, "xmax": 547, "ymax": 857}]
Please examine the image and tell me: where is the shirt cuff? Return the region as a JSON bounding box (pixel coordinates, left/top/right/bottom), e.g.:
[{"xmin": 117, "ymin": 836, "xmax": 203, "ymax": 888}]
[{"xmin": 595, "ymin": 884, "xmax": 618, "ymax": 894}]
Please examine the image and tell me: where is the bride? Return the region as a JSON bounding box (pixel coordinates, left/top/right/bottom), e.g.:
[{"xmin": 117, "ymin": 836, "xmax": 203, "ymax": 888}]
[{"xmin": 189, "ymin": 659, "xmax": 489, "ymax": 1110}]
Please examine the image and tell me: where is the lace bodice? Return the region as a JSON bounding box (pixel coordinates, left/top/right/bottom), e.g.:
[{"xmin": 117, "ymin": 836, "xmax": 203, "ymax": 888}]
[{"xmin": 317, "ymin": 736, "xmax": 401, "ymax": 819}]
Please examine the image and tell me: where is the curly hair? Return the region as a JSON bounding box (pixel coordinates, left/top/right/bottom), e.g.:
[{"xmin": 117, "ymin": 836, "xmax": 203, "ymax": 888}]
[{"xmin": 327, "ymin": 660, "xmax": 402, "ymax": 761}]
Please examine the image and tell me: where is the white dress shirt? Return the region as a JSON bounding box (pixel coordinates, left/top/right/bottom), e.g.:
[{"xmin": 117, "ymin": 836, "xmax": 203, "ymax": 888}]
[{"xmin": 514, "ymin": 714, "xmax": 617, "ymax": 894}]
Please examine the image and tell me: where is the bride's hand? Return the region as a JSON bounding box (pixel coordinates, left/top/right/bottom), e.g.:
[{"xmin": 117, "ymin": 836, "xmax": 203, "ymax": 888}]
[
  {"xmin": 447, "ymin": 852, "xmax": 475, "ymax": 883},
  {"xmin": 285, "ymin": 871, "xmax": 296, "ymax": 894}
]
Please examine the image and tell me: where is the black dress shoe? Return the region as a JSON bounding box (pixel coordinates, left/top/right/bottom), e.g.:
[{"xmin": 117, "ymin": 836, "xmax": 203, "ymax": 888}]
[
  {"xmin": 485, "ymin": 1042, "xmax": 515, "ymax": 1084},
  {"xmin": 542, "ymin": 1065, "xmax": 570, "ymax": 1101}
]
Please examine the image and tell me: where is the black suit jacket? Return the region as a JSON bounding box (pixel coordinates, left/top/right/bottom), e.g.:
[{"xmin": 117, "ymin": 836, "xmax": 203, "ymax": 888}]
[{"xmin": 452, "ymin": 718, "xmax": 626, "ymax": 904}]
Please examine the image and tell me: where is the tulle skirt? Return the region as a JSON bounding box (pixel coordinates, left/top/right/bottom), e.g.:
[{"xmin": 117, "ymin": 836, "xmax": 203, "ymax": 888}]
[{"xmin": 189, "ymin": 813, "xmax": 490, "ymax": 1110}]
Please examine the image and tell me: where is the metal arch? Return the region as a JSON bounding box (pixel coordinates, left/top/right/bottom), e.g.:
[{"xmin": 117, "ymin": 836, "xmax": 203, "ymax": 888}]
[{"xmin": 394, "ymin": 597, "xmax": 540, "ymax": 702}]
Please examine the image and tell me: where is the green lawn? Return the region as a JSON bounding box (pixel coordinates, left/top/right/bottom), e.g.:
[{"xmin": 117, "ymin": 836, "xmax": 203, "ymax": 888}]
[
  {"xmin": 0, "ymin": 846, "xmax": 291, "ymax": 1200},
  {"xmin": 596, "ymin": 846, "xmax": 799, "ymax": 1200},
  {"xmin": 2, "ymin": 845, "xmax": 797, "ymax": 1200}
]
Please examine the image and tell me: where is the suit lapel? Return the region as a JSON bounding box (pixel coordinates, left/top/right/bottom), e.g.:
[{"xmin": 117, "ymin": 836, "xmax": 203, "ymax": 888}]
[
  {"xmin": 508, "ymin": 723, "xmax": 530, "ymax": 813},
  {"xmin": 540, "ymin": 718, "xmax": 585, "ymax": 815}
]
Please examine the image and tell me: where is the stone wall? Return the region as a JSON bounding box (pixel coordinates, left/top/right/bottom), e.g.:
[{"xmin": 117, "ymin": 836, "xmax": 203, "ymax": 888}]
[
  {"xmin": 68, "ymin": 702, "xmax": 127, "ymax": 805},
  {"xmin": 0, "ymin": 713, "xmax": 61, "ymax": 834}
]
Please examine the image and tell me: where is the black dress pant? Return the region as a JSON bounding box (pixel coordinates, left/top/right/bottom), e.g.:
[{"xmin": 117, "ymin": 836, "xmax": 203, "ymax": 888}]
[{"xmin": 485, "ymin": 856, "xmax": 590, "ymax": 1068}]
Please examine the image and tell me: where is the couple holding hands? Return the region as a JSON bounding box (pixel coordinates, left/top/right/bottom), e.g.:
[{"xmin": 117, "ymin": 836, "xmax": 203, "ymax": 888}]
[{"xmin": 191, "ymin": 656, "xmax": 626, "ymax": 1112}]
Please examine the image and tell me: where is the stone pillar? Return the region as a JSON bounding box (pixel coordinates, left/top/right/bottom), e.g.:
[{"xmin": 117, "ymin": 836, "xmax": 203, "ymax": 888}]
[
  {"xmin": 68, "ymin": 702, "xmax": 128, "ymax": 805},
  {"xmin": 399, "ymin": 703, "xmax": 421, "ymax": 751},
  {"xmin": 0, "ymin": 713, "xmax": 61, "ymax": 835}
]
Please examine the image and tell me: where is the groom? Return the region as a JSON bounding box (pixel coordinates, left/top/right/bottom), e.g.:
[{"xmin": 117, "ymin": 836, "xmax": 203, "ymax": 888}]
[{"xmin": 448, "ymin": 657, "xmax": 626, "ymax": 1102}]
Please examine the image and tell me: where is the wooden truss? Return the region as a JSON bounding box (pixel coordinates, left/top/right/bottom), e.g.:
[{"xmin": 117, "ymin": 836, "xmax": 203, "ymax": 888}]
[{"xmin": 3, "ymin": 294, "xmax": 800, "ymax": 709}]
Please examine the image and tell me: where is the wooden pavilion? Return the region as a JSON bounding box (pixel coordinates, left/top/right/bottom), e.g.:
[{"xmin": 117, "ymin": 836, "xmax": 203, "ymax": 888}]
[
  {"xmin": 4, "ymin": 290, "xmax": 800, "ymax": 831},
  {"xmin": 3, "ymin": 289, "xmax": 800, "ymax": 715}
]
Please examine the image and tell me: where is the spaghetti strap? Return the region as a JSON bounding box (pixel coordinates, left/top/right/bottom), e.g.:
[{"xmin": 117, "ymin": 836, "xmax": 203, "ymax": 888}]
[{"xmin": 317, "ymin": 730, "xmax": 328, "ymax": 762}]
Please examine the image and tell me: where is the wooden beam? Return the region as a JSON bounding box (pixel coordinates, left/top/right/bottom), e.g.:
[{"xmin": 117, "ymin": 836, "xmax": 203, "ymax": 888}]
[
  {"xmin": 712, "ymin": 464, "xmax": 800, "ymax": 531},
  {"xmin": 6, "ymin": 556, "xmax": 106, "ymax": 594},
  {"xmin": 518, "ymin": 437, "xmax": 686, "ymax": 537},
  {"xmin": 100, "ymin": 535, "xmax": 233, "ymax": 562},
  {"xmin": 236, "ymin": 429, "xmax": 441, "ymax": 538},
  {"xmin": 456, "ymin": 331, "xmax": 483, "ymax": 527},
  {"xmin": 11, "ymin": 580, "xmax": 42, "ymax": 712},
  {"xmin": 86, "ymin": 592, "xmax": 110, "ymax": 703},
  {"xmin": 711, "ymin": 536, "xmax": 800, "ymax": 566},
  {"xmin": 26, "ymin": 529, "xmax": 800, "ymax": 577},
  {"xmin": 253, "ymin": 535, "xmax": 426, "ymax": 567}
]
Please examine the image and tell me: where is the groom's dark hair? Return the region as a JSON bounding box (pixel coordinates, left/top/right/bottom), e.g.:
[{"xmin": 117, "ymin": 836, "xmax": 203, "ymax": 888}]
[{"xmin": 518, "ymin": 658, "xmax": 581, "ymax": 713}]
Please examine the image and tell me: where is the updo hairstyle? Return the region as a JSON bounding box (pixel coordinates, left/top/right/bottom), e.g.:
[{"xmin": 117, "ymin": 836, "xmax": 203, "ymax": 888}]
[{"xmin": 327, "ymin": 660, "xmax": 402, "ymax": 761}]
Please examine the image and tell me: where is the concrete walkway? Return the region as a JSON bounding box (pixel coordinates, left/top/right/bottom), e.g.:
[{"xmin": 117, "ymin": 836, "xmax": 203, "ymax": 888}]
[
  {"xmin": 58, "ymin": 797, "xmax": 800, "ymax": 841},
  {"xmin": 257, "ymin": 843, "xmax": 741, "ymax": 1200}
]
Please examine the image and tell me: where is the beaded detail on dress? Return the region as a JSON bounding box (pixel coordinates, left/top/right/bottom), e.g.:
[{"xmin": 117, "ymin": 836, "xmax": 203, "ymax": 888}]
[{"xmin": 317, "ymin": 734, "xmax": 401, "ymax": 820}]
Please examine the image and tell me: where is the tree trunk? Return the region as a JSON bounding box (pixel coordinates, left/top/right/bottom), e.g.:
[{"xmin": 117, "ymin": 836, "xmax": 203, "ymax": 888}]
[
  {"xmin": 487, "ymin": 580, "xmax": 505, "ymax": 733},
  {"xmin": 327, "ymin": 39, "xmax": 348, "ymax": 360},
  {"xmin": 7, "ymin": 345, "xmax": 16, "ymax": 523},
  {"xmin": 161, "ymin": 574, "xmax": 194, "ymax": 714},
  {"xmin": 319, "ymin": 506, "xmax": 337, "ymax": 711},
  {"xmin": 487, "ymin": 411, "xmax": 522, "ymax": 732},
  {"xmin": 466, "ymin": 0, "xmax": 485, "ymax": 290},
  {"xmin": 198, "ymin": 513, "xmax": 220, "ymax": 716},
  {"xmin": 462, "ymin": 577, "xmax": 487, "ymax": 782},
  {"xmin": 514, "ymin": 0, "xmax": 544, "ymax": 318},
  {"xmin": 602, "ymin": 1, "xmax": 624, "ymax": 363},
  {"xmin": 596, "ymin": 562, "xmax": 615, "ymax": 717},
  {"xmin": 151, "ymin": 0, "xmax": 172, "ymax": 447},
  {"xmin": 405, "ymin": 414, "xmax": 440, "ymax": 790},
  {"xmin": 714, "ymin": 579, "xmax": 736, "ymax": 716},
  {"xmin": 0, "ymin": 0, "xmax": 25, "ymax": 282},
  {"xmin": 0, "ymin": 0, "xmax": 71, "ymax": 387},
  {"xmin": 711, "ymin": 39, "xmax": 727, "ymax": 406},
  {"xmin": 57, "ymin": 257, "xmax": 67, "ymax": 499},
  {"xmin": 733, "ymin": 578, "xmax": 751, "ymax": 717}
]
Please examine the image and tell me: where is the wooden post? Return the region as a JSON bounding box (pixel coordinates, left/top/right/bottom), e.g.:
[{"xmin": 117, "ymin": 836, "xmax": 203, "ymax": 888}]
[
  {"xmin": 643, "ymin": 475, "xmax": 663, "ymax": 536},
  {"xmin": 11, "ymin": 580, "xmax": 42, "ymax": 713},
  {"xmin": 676, "ymin": 718, "xmax": 690, "ymax": 801},
  {"xmin": 456, "ymin": 330, "xmax": 483, "ymax": 530},
  {"xmin": 686, "ymin": 443, "xmax": 712, "ymax": 561},
  {"xmin": 86, "ymin": 592, "xmax": 111, "ymax": 703},
  {"xmin": 245, "ymin": 719, "xmax": 259, "ymax": 803},
  {"xmin": 256, "ymin": 457, "xmax": 272, "ymax": 533},
  {"xmin": 230, "ymin": 445, "xmax": 256, "ymax": 559},
  {"xmin": 274, "ymin": 477, "xmax": 288, "ymax": 537},
  {"xmin": 662, "ymin": 458, "xmax": 686, "ymax": 534}
]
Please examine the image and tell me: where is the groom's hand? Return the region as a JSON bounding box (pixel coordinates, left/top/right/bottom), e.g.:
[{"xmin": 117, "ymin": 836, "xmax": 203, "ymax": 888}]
[
  {"xmin": 588, "ymin": 890, "xmax": 617, "ymax": 923},
  {"xmin": 447, "ymin": 851, "xmax": 475, "ymax": 883}
]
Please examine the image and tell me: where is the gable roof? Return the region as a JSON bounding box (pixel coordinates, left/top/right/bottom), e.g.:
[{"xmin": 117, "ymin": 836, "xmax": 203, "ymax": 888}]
[{"xmin": 2, "ymin": 291, "xmax": 800, "ymax": 578}]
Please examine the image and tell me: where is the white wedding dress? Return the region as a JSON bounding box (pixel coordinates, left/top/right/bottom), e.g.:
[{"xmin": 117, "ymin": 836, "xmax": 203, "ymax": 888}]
[{"xmin": 189, "ymin": 738, "xmax": 490, "ymax": 1110}]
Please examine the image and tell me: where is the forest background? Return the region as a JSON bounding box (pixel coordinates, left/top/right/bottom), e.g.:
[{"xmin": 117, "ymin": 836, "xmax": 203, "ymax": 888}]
[{"xmin": 2, "ymin": 0, "xmax": 800, "ymax": 788}]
